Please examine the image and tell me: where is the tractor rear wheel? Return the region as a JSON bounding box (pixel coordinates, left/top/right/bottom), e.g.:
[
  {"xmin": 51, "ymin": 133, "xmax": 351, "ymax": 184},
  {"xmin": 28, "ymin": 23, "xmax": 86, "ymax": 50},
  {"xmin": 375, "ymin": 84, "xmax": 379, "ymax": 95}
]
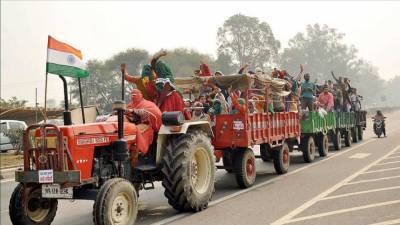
[
  {"xmin": 344, "ymin": 130, "xmax": 352, "ymax": 147},
  {"xmin": 233, "ymin": 148, "xmax": 256, "ymax": 188},
  {"xmin": 93, "ymin": 178, "xmax": 138, "ymax": 225},
  {"xmin": 260, "ymin": 143, "xmax": 272, "ymax": 162},
  {"xmin": 302, "ymin": 136, "xmax": 316, "ymax": 163},
  {"xmin": 9, "ymin": 184, "xmax": 58, "ymax": 225},
  {"xmin": 317, "ymin": 134, "xmax": 329, "ymax": 157},
  {"xmin": 273, "ymin": 142, "xmax": 290, "ymax": 174},
  {"xmin": 358, "ymin": 125, "xmax": 364, "ymax": 141},
  {"xmin": 162, "ymin": 130, "xmax": 215, "ymax": 212},
  {"xmin": 332, "ymin": 130, "xmax": 342, "ymax": 150},
  {"xmin": 222, "ymin": 151, "xmax": 234, "ymax": 173},
  {"xmin": 352, "ymin": 127, "xmax": 359, "ymax": 143}
]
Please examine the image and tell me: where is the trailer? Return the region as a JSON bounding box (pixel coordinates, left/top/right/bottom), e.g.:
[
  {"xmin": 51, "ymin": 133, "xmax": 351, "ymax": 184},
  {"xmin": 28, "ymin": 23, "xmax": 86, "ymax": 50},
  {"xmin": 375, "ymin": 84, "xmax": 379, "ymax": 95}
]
[{"xmin": 176, "ymin": 74, "xmax": 301, "ymax": 188}]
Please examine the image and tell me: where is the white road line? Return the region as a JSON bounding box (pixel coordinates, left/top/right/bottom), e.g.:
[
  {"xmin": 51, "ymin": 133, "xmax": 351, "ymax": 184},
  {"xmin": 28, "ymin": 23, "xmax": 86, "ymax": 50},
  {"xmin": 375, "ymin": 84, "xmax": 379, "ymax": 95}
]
[
  {"xmin": 0, "ymin": 166, "xmax": 22, "ymax": 172},
  {"xmin": 349, "ymin": 153, "xmax": 371, "ymax": 159},
  {"xmin": 386, "ymin": 155, "xmax": 400, "ymax": 160},
  {"xmin": 362, "ymin": 166, "xmax": 400, "ymax": 174},
  {"xmin": 367, "ymin": 218, "xmax": 400, "ymax": 225},
  {"xmin": 346, "ymin": 175, "xmax": 400, "ymax": 185},
  {"xmin": 271, "ymin": 144, "xmax": 400, "ymax": 225},
  {"xmin": 153, "ymin": 139, "xmax": 376, "ymax": 225},
  {"xmin": 282, "ymin": 200, "xmax": 400, "ymax": 224},
  {"xmin": 1, "ymin": 210, "xmax": 9, "ymax": 214},
  {"xmin": 376, "ymin": 160, "xmax": 400, "ymax": 166},
  {"xmin": 321, "ymin": 186, "xmax": 400, "ymax": 201},
  {"xmin": 0, "ymin": 178, "xmax": 14, "ymax": 183}
]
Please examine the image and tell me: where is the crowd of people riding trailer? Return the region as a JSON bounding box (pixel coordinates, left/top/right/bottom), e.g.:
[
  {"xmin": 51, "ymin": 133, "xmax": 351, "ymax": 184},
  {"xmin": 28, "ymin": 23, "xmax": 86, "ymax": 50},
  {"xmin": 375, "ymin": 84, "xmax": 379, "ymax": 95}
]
[{"xmin": 9, "ymin": 50, "xmax": 368, "ymax": 225}]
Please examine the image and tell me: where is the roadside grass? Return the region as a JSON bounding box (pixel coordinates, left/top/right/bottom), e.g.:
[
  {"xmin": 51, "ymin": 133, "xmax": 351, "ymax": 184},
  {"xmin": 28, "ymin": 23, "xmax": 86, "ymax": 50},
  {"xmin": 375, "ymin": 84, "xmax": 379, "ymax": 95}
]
[{"xmin": 0, "ymin": 151, "xmax": 23, "ymax": 169}]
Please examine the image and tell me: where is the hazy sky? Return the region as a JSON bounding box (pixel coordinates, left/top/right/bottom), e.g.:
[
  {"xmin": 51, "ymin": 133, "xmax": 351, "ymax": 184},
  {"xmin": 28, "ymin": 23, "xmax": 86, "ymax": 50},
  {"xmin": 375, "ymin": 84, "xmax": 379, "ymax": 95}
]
[{"xmin": 1, "ymin": 1, "xmax": 400, "ymax": 106}]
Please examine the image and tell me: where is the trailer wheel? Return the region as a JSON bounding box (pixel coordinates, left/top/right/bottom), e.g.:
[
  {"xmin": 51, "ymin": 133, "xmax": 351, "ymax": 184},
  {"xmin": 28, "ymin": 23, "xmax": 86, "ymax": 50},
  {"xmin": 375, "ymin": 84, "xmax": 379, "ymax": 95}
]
[
  {"xmin": 317, "ymin": 134, "xmax": 329, "ymax": 157},
  {"xmin": 233, "ymin": 148, "xmax": 256, "ymax": 188},
  {"xmin": 352, "ymin": 127, "xmax": 359, "ymax": 143},
  {"xmin": 273, "ymin": 142, "xmax": 290, "ymax": 174},
  {"xmin": 344, "ymin": 130, "xmax": 352, "ymax": 147},
  {"xmin": 93, "ymin": 178, "xmax": 138, "ymax": 225},
  {"xmin": 302, "ymin": 136, "xmax": 316, "ymax": 163},
  {"xmin": 162, "ymin": 130, "xmax": 215, "ymax": 212},
  {"xmin": 357, "ymin": 125, "xmax": 363, "ymax": 141},
  {"xmin": 9, "ymin": 184, "xmax": 58, "ymax": 225},
  {"xmin": 260, "ymin": 144, "xmax": 272, "ymax": 162},
  {"xmin": 222, "ymin": 151, "xmax": 233, "ymax": 173},
  {"xmin": 332, "ymin": 130, "xmax": 342, "ymax": 150}
]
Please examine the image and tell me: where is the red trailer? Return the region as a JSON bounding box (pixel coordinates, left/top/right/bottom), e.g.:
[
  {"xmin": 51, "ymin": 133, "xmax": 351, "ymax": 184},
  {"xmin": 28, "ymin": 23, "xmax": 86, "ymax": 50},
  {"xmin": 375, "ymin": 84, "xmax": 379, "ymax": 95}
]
[{"xmin": 176, "ymin": 74, "xmax": 301, "ymax": 188}]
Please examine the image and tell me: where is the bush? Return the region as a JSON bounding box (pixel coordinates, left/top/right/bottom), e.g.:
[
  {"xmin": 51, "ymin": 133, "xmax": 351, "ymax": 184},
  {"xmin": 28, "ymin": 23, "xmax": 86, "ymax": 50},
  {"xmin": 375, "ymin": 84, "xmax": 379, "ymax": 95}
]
[{"xmin": 4, "ymin": 128, "xmax": 23, "ymax": 154}]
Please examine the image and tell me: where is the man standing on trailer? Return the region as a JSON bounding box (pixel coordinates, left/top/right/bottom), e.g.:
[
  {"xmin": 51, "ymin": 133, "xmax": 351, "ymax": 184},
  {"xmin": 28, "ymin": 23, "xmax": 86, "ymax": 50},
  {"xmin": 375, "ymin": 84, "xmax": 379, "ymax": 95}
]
[{"xmin": 300, "ymin": 73, "xmax": 316, "ymax": 111}]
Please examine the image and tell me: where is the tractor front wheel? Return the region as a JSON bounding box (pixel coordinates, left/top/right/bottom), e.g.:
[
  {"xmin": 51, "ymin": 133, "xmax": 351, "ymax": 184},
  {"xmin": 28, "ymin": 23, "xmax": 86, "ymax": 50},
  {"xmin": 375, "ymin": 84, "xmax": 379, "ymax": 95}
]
[
  {"xmin": 162, "ymin": 130, "xmax": 215, "ymax": 212},
  {"xmin": 93, "ymin": 178, "xmax": 138, "ymax": 225},
  {"xmin": 9, "ymin": 184, "xmax": 58, "ymax": 225},
  {"xmin": 302, "ymin": 136, "xmax": 316, "ymax": 163},
  {"xmin": 273, "ymin": 142, "xmax": 290, "ymax": 174},
  {"xmin": 233, "ymin": 148, "xmax": 256, "ymax": 188}
]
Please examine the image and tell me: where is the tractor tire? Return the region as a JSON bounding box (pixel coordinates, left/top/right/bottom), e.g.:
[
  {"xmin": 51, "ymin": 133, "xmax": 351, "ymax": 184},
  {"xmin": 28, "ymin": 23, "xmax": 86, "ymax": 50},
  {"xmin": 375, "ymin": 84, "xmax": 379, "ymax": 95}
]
[
  {"xmin": 352, "ymin": 127, "xmax": 359, "ymax": 143},
  {"xmin": 273, "ymin": 142, "xmax": 290, "ymax": 174},
  {"xmin": 332, "ymin": 130, "xmax": 342, "ymax": 151},
  {"xmin": 317, "ymin": 134, "xmax": 329, "ymax": 157},
  {"xmin": 162, "ymin": 130, "xmax": 215, "ymax": 212},
  {"xmin": 260, "ymin": 143, "xmax": 272, "ymax": 162},
  {"xmin": 302, "ymin": 136, "xmax": 316, "ymax": 163},
  {"xmin": 358, "ymin": 125, "xmax": 364, "ymax": 141},
  {"xmin": 93, "ymin": 178, "xmax": 138, "ymax": 225},
  {"xmin": 9, "ymin": 184, "xmax": 58, "ymax": 225},
  {"xmin": 222, "ymin": 151, "xmax": 234, "ymax": 173},
  {"xmin": 233, "ymin": 148, "xmax": 256, "ymax": 188},
  {"xmin": 344, "ymin": 130, "xmax": 352, "ymax": 147}
]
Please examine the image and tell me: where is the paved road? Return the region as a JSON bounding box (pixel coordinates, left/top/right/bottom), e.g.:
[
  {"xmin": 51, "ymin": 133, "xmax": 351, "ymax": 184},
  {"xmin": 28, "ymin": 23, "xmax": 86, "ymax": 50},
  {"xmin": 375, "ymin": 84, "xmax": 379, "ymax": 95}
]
[{"xmin": 1, "ymin": 111, "xmax": 399, "ymax": 225}]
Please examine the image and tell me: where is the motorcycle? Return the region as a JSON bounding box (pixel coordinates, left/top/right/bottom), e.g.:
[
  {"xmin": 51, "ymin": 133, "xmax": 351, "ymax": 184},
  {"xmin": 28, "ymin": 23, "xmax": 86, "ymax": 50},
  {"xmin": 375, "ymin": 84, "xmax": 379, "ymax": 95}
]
[{"xmin": 372, "ymin": 117, "xmax": 386, "ymax": 138}]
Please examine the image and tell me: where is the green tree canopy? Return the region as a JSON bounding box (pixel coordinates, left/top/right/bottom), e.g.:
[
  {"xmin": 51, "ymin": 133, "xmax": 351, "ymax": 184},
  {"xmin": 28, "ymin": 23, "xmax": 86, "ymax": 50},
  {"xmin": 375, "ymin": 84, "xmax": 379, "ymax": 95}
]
[
  {"xmin": 217, "ymin": 14, "xmax": 280, "ymax": 70},
  {"xmin": 0, "ymin": 96, "xmax": 28, "ymax": 109}
]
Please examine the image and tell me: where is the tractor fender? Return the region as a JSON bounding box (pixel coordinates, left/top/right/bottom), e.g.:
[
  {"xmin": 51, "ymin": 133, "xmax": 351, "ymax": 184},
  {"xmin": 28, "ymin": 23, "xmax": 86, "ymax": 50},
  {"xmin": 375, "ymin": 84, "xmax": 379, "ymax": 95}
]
[{"xmin": 155, "ymin": 121, "xmax": 214, "ymax": 166}]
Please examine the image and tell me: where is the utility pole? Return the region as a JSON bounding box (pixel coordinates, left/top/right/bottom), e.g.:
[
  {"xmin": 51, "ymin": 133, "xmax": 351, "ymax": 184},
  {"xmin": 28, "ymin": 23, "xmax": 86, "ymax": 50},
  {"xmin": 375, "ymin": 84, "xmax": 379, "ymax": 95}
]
[{"xmin": 35, "ymin": 88, "xmax": 38, "ymax": 123}]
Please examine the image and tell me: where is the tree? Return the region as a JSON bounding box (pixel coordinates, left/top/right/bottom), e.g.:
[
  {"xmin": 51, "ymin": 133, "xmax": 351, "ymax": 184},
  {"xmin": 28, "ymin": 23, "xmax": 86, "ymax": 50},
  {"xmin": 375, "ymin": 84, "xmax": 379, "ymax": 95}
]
[
  {"xmin": 69, "ymin": 49, "xmax": 149, "ymax": 113},
  {"xmin": 280, "ymin": 24, "xmax": 358, "ymax": 80},
  {"xmin": 0, "ymin": 96, "xmax": 28, "ymax": 108},
  {"xmin": 46, "ymin": 99, "xmax": 57, "ymax": 108},
  {"xmin": 382, "ymin": 75, "xmax": 400, "ymax": 107},
  {"xmin": 217, "ymin": 14, "xmax": 280, "ymax": 70},
  {"xmin": 280, "ymin": 23, "xmax": 385, "ymax": 107},
  {"xmin": 162, "ymin": 48, "xmax": 214, "ymax": 76}
]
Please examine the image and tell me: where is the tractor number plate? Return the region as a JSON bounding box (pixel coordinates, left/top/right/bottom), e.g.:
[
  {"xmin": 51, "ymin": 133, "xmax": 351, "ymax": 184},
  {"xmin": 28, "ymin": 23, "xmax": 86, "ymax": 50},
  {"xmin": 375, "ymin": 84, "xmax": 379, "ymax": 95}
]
[{"xmin": 42, "ymin": 184, "xmax": 73, "ymax": 199}]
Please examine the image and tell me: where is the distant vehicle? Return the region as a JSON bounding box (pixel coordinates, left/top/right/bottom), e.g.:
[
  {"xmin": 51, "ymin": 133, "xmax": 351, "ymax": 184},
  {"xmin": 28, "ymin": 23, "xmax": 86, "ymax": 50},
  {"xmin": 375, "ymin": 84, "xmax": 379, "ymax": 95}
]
[{"xmin": 0, "ymin": 120, "xmax": 27, "ymax": 153}]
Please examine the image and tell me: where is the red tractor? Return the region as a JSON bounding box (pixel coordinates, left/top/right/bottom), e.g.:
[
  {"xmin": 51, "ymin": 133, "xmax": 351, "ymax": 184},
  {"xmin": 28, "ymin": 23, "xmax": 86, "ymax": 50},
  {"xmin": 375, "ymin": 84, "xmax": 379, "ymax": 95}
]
[{"xmin": 9, "ymin": 67, "xmax": 216, "ymax": 225}]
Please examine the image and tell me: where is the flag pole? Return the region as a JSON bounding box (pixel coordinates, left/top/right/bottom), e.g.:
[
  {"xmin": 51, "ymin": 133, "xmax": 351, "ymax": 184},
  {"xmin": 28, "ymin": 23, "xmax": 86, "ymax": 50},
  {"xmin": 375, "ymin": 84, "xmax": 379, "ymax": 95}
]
[{"xmin": 44, "ymin": 35, "xmax": 50, "ymax": 123}]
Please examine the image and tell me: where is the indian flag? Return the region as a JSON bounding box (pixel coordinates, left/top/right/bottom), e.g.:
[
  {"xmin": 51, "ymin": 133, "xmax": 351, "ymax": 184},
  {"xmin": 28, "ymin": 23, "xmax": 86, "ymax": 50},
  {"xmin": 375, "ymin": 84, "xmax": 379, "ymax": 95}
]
[{"xmin": 46, "ymin": 36, "xmax": 89, "ymax": 78}]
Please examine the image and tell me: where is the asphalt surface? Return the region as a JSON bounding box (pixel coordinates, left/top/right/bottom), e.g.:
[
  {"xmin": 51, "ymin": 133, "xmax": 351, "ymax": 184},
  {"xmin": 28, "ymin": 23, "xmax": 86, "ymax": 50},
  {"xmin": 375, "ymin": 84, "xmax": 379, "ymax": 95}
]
[{"xmin": 1, "ymin": 111, "xmax": 399, "ymax": 225}]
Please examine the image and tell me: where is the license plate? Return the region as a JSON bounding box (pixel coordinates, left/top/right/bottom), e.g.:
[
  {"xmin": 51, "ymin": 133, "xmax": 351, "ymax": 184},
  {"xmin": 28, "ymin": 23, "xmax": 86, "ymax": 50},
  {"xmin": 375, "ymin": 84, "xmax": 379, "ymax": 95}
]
[{"xmin": 42, "ymin": 184, "xmax": 73, "ymax": 199}]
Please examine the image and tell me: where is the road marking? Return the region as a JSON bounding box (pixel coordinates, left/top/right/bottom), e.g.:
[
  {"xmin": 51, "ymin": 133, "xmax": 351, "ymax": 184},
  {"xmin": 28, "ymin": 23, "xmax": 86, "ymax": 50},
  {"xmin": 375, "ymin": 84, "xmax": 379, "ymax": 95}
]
[
  {"xmin": 321, "ymin": 186, "xmax": 400, "ymax": 201},
  {"xmin": 349, "ymin": 153, "xmax": 371, "ymax": 159},
  {"xmin": 386, "ymin": 155, "xmax": 400, "ymax": 160},
  {"xmin": 154, "ymin": 139, "xmax": 376, "ymax": 225},
  {"xmin": 1, "ymin": 210, "xmax": 9, "ymax": 214},
  {"xmin": 0, "ymin": 167, "xmax": 22, "ymax": 172},
  {"xmin": 271, "ymin": 144, "xmax": 400, "ymax": 225},
  {"xmin": 281, "ymin": 200, "xmax": 400, "ymax": 224},
  {"xmin": 346, "ymin": 175, "xmax": 400, "ymax": 185},
  {"xmin": 362, "ymin": 166, "xmax": 400, "ymax": 174},
  {"xmin": 376, "ymin": 160, "xmax": 400, "ymax": 166},
  {"xmin": 367, "ymin": 218, "xmax": 400, "ymax": 225},
  {"xmin": 0, "ymin": 178, "xmax": 14, "ymax": 183}
]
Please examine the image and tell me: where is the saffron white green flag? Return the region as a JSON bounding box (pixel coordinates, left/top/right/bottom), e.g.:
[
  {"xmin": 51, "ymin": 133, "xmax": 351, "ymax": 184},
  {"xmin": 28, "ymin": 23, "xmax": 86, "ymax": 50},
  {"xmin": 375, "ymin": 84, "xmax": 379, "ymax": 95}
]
[{"xmin": 46, "ymin": 36, "xmax": 89, "ymax": 78}]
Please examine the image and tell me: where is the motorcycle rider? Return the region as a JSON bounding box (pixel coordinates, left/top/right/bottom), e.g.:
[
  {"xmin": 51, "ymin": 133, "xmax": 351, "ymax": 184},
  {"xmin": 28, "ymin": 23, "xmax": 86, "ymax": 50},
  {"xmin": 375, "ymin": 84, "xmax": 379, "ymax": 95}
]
[{"xmin": 372, "ymin": 110, "xmax": 386, "ymax": 137}]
